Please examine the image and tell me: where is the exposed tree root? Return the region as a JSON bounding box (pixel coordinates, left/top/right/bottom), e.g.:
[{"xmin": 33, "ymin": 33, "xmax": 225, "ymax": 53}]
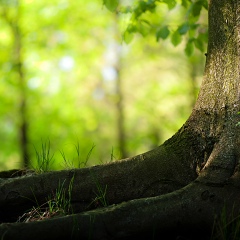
[
  {"xmin": 0, "ymin": 178, "xmax": 240, "ymax": 240},
  {"xmin": 0, "ymin": 134, "xmax": 240, "ymax": 239},
  {"xmin": 0, "ymin": 129, "xmax": 200, "ymax": 223}
]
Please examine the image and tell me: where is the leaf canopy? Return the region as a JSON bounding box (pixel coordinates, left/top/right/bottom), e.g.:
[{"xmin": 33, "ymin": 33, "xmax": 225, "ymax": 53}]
[{"xmin": 103, "ymin": 0, "xmax": 208, "ymax": 56}]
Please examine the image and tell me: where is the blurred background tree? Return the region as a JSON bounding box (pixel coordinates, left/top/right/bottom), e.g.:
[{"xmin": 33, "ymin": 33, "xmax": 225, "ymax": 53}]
[{"xmin": 0, "ymin": 0, "xmax": 206, "ymax": 170}]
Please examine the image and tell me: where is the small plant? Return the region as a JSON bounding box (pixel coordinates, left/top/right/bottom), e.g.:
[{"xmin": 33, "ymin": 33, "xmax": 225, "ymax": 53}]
[
  {"xmin": 32, "ymin": 139, "xmax": 54, "ymax": 173},
  {"xmin": 93, "ymin": 183, "xmax": 108, "ymax": 207},
  {"xmin": 61, "ymin": 143, "xmax": 95, "ymax": 169},
  {"xmin": 74, "ymin": 141, "xmax": 82, "ymax": 168},
  {"xmin": 81, "ymin": 143, "xmax": 95, "ymax": 168},
  {"xmin": 18, "ymin": 176, "xmax": 74, "ymax": 222},
  {"xmin": 211, "ymin": 206, "xmax": 240, "ymax": 240},
  {"xmin": 90, "ymin": 171, "xmax": 108, "ymax": 207},
  {"xmin": 99, "ymin": 147, "xmax": 117, "ymax": 164},
  {"xmin": 49, "ymin": 176, "xmax": 74, "ymax": 215},
  {"xmin": 60, "ymin": 148, "xmax": 75, "ymax": 169},
  {"xmin": 110, "ymin": 146, "xmax": 117, "ymax": 162}
]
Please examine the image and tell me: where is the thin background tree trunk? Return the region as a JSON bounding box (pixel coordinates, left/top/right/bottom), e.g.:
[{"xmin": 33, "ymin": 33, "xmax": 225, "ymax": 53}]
[{"xmin": 2, "ymin": 0, "xmax": 30, "ymax": 167}]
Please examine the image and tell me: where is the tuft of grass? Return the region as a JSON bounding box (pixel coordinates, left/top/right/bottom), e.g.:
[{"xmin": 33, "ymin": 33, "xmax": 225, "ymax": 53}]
[
  {"xmin": 99, "ymin": 146, "xmax": 117, "ymax": 165},
  {"xmin": 211, "ymin": 205, "xmax": 240, "ymax": 240},
  {"xmin": 48, "ymin": 176, "xmax": 74, "ymax": 215},
  {"xmin": 74, "ymin": 141, "xmax": 81, "ymax": 168},
  {"xmin": 82, "ymin": 143, "xmax": 95, "ymax": 168},
  {"xmin": 18, "ymin": 176, "xmax": 74, "ymax": 222},
  {"xmin": 90, "ymin": 171, "xmax": 108, "ymax": 207},
  {"xmin": 110, "ymin": 146, "xmax": 117, "ymax": 162},
  {"xmin": 61, "ymin": 143, "xmax": 95, "ymax": 169},
  {"xmin": 32, "ymin": 140, "xmax": 54, "ymax": 173},
  {"xmin": 60, "ymin": 148, "xmax": 75, "ymax": 170}
]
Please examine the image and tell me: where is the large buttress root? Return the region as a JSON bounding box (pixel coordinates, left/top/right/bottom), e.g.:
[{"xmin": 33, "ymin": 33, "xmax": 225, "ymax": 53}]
[
  {"xmin": 0, "ymin": 128, "xmax": 199, "ymax": 223},
  {"xmin": 1, "ymin": 179, "xmax": 240, "ymax": 240},
  {"xmin": 0, "ymin": 131, "xmax": 240, "ymax": 239}
]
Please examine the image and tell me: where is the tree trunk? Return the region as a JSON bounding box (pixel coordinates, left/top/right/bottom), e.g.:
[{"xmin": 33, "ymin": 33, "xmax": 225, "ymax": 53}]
[
  {"xmin": 113, "ymin": 13, "xmax": 127, "ymax": 158},
  {"xmin": 5, "ymin": 0, "xmax": 30, "ymax": 167},
  {"xmin": 15, "ymin": 5, "xmax": 29, "ymax": 168},
  {"xmin": 1, "ymin": 0, "xmax": 240, "ymax": 239}
]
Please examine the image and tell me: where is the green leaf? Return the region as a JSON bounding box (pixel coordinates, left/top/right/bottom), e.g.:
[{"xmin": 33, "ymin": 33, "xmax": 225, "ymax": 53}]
[
  {"xmin": 171, "ymin": 31, "xmax": 182, "ymax": 46},
  {"xmin": 103, "ymin": 0, "xmax": 119, "ymax": 12},
  {"xmin": 141, "ymin": 19, "xmax": 150, "ymax": 25},
  {"xmin": 146, "ymin": 1, "xmax": 156, "ymax": 12},
  {"xmin": 192, "ymin": 1, "xmax": 202, "ymax": 17},
  {"xmin": 181, "ymin": 0, "xmax": 189, "ymax": 8},
  {"xmin": 187, "ymin": 23, "xmax": 199, "ymax": 38},
  {"xmin": 193, "ymin": 32, "xmax": 208, "ymax": 52},
  {"xmin": 178, "ymin": 23, "xmax": 189, "ymax": 35},
  {"xmin": 133, "ymin": 0, "xmax": 156, "ymax": 18},
  {"xmin": 138, "ymin": 20, "xmax": 150, "ymax": 36},
  {"xmin": 198, "ymin": 31, "xmax": 208, "ymax": 43},
  {"xmin": 156, "ymin": 26, "xmax": 170, "ymax": 40},
  {"xmin": 185, "ymin": 40, "xmax": 194, "ymax": 56},
  {"xmin": 201, "ymin": 0, "xmax": 208, "ymax": 10},
  {"xmin": 139, "ymin": 1, "xmax": 147, "ymax": 12},
  {"xmin": 123, "ymin": 30, "xmax": 134, "ymax": 44},
  {"xmin": 126, "ymin": 23, "xmax": 138, "ymax": 33},
  {"xmin": 194, "ymin": 38, "xmax": 204, "ymax": 52},
  {"xmin": 119, "ymin": 6, "xmax": 132, "ymax": 14},
  {"xmin": 162, "ymin": 0, "xmax": 177, "ymax": 10}
]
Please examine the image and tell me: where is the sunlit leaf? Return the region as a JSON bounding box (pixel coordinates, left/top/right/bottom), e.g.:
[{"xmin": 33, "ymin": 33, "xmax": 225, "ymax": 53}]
[
  {"xmin": 141, "ymin": 19, "xmax": 150, "ymax": 25},
  {"xmin": 103, "ymin": 0, "xmax": 119, "ymax": 12},
  {"xmin": 198, "ymin": 31, "xmax": 208, "ymax": 43},
  {"xmin": 138, "ymin": 20, "xmax": 150, "ymax": 36},
  {"xmin": 192, "ymin": 1, "xmax": 202, "ymax": 17},
  {"xmin": 156, "ymin": 26, "xmax": 170, "ymax": 40},
  {"xmin": 185, "ymin": 40, "xmax": 194, "ymax": 56},
  {"xmin": 119, "ymin": 6, "xmax": 132, "ymax": 14},
  {"xmin": 178, "ymin": 23, "xmax": 189, "ymax": 35},
  {"xmin": 201, "ymin": 0, "xmax": 208, "ymax": 10},
  {"xmin": 146, "ymin": 1, "xmax": 156, "ymax": 12},
  {"xmin": 187, "ymin": 23, "xmax": 199, "ymax": 38},
  {"xmin": 194, "ymin": 32, "xmax": 208, "ymax": 52},
  {"xmin": 171, "ymin": 31, "xmax": 182, "ymax": 46},
  {"xmin": 139, "ymin": 1, "xmax": 147, "ymax": 12},
  {"xmin": 134, "ymin": 0, "xmax": 156, "ymax": 17},
  {"xmin": 181, "ymin": 0, "xmax": 189, "ymax": 8},
  {"xmin": 162, "ymin": 0, "xmax": 176, "ymax": 10},
  {"xmin": 126, "ymin": 23, "xmax": 138, "ymax": 33},
  {"xmin": 194, "ymin": 38, "xmax": 204, "ymax": 52},
  {"xmin": 123, "ymin": 30, "xmax": 134, "ymax": 43}
]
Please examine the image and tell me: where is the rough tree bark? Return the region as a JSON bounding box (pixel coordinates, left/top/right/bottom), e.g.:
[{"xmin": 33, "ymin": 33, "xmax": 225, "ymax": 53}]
[{"xmin": 0, "ymin": 0, "xmax": 240, "ymax": 239}]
